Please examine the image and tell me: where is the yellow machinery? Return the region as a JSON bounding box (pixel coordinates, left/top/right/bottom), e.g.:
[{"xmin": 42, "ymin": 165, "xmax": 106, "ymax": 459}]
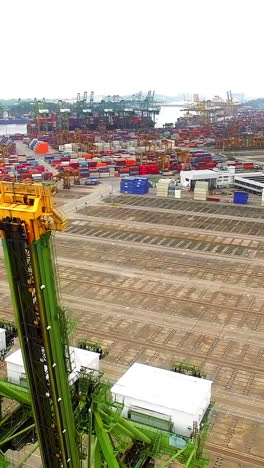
[
  {"xmin": 176, "ymin": 148, "xmax": 191, "ymax": 170},
  {"xmin": 157, "ymin": 154, "xmax": 170, "ymax": 171},
  {"xmin": 54, "ymin": 169, "xmax": 81, "ymax": 189},
  {"xmin": 0, "ymin": 182, "xmax": 66, "ymax": 238}
]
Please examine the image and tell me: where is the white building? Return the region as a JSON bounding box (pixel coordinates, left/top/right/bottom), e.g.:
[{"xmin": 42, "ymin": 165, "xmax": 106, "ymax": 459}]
[
  {"xmin": 213, "ymin": 167, "xmax": 264, "ymax": 189},
  {"xmin": 234, "ymin": 174, "xmax": 264, "ymax": 195},
  {"xmin": 111, "ymin": 363, "xmax": 212, "ymax": 437},
  {"xmin": 181, "ymin": 167, "xmax": 264, "ymax": 190},
  {"xmin": 180, "ymin": 170, "xmax": 218, "ymax": 190},
  {"xmin": 5, "ymin": 347, "xmax": 99, "ymax": 386}
]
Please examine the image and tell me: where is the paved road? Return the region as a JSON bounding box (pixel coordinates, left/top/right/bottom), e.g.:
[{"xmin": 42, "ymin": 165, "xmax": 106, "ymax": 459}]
[
  {"xmin": 15, "ymin": 141, "xmax": 122, "ymax": 215},
  {"xmin": 61, "ymin": 179, "xmax": 120, "ymax": 216}
]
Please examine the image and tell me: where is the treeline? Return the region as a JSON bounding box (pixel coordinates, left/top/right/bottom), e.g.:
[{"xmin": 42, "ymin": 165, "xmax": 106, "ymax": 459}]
[{"xmin": 243, "ymin": 98, "xmax": 264, "ymax": 109}]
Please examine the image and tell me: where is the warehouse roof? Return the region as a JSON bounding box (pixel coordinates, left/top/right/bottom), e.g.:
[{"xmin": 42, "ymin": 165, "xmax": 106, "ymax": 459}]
[
  {"xmin": 111, "ymin": 363, "xmax": 212, "ymax": 414},
  {"xmin": 181, "ymin": 170, "xmax": 218, "ymax": 179}
]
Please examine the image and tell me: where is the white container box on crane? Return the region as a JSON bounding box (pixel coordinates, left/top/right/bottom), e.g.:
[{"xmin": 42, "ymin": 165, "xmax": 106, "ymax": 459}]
[
  {"xmin": 111, "ymin": 363, "xmax": 212, "ymax": 437},
  {"xmin": 0, "ymin": 328, "xmax": 6, "ymax": 353},
  {"xmin": 5, "ymin": 347, "xmax": 100, "ymax": 386}
]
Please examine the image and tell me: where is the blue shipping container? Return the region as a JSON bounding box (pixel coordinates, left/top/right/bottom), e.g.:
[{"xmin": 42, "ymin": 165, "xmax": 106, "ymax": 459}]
[{"xmin": 233, "ymin": 192, "xmax": 249, "ymax": 205}]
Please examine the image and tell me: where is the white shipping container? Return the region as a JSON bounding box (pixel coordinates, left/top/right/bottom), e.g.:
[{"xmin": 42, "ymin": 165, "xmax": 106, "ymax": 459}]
[
  {"xmin": 175, "ymin": 190, "xmax": 181, "ymax": 198},
  {"xmin": 72, "ymin": 143, "xmax": 79, "ymax": 152},
  {"xmin": 111, "ymin": 363, "xmax": 212, "ymax": 437},
  {"xmin": 6, "ymin": 347, "xmax": 100, "ymax": 386},
  {"xmin": 0, "ymin": 328, "xmax": 6, "ymax": 353}
]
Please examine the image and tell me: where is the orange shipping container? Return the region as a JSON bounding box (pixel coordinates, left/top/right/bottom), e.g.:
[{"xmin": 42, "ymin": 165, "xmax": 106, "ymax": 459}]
[{"xmin": 35, "ymin": 142, "xmax": 49, "ymax": 154}]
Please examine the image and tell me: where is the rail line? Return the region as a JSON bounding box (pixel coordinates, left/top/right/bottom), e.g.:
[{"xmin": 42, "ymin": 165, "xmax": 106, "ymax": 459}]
[
  {"xmin": 78, "ymin": 205, "xmax": 264, "ymax": 237},
  {"xmin": 206, "ymin": 443, "xmax": 264, "ymax": 466},
  {"xmin": 2, "ymin": 261, "xmax": 260, "ymax": 316},
  {"xmin": 64, "ymin": 224, "xmax": 263, "ymax": 260},
  {"xmin": 74, "ymin": 325, "xmax": 264, "ymax": 375},
  {"xmin": 58, "ymin": 273, "xmax": 264, "ymax": 317},
  {"xmin": 108, "ymin": 195, "xmax": 264, "ymax": 220}
]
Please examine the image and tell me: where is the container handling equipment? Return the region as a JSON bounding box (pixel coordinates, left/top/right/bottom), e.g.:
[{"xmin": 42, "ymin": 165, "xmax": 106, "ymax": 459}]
[{"xmin": 0, "ymin": 181, "xmax": 211, "ymax": 467}]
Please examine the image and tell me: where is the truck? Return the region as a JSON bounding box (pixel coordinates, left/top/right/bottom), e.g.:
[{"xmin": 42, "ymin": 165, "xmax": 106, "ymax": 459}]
[{"xmin": 84, "ymin": 178, "xmax": 101, "ymax": 185}]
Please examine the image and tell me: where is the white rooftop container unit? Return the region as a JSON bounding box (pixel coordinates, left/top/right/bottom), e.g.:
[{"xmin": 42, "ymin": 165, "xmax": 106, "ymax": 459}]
[
  {"xmin": 0, "ymin": 328, "xmax": 6, "ymax": 353},
  {"xmin": 5, "ymin": 347, "xmax": 99, "ymax": 386},
  {"xmin": 111, "ymin": 363, "xmax": 212, "ymax": 437}
]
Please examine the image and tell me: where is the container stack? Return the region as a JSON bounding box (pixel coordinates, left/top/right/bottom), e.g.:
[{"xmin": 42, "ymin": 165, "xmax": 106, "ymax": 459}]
[
  {"xmin": 0, "ymin": 154, "xmax": 52, "ymax": 182},
  {"xmin": 156, "ymin": 179, "xmax": 172, "ymax": 197},
  {"xmin": 120, "ymin": 177, "xmax": 149, "ymax": 195},
  {"xmin": 139, "ymin": 163, "xmax": 159, "ymax": 175},
  {"xmin": 193, "ymin": 181, "xmax": 208, "ymax": 201},
  {"xmin": 29, "ymin": 139, "xmax": 49, "ymax": 154},
  {"xmin": 132, "ymin": 178, "xmax": 149, "ymax": 194}
]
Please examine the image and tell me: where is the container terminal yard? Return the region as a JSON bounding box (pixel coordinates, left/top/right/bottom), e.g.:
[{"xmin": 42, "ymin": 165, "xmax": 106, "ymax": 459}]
[{"xmin": 1, "ymin": 98, "xmax": 264, "ymax": 467}]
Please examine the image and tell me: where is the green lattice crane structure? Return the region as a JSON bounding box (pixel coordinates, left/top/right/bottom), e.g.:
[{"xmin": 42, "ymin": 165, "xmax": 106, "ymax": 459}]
[
  {"xmin": 31, "ymin": 98, "xmax": 50, "ymax": 133},
  {"xmin": 0, "ymin": 181, "xmax": 211, "ymax": 467}
]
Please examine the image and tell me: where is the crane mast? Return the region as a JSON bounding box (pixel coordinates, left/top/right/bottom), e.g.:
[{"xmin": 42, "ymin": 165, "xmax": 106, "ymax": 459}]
[{"xmin": 0, "ymin": 182, "xmax": 80, "ymax": 467}]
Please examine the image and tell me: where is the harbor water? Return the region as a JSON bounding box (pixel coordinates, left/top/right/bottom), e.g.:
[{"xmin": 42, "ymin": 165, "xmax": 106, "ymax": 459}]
[
  {"xmin": 0, "ymin": 123, "xmax": 27, "ymax": 136},
  {"xmin": 155, "ymin": 105, "xmax": 184, "ymax": 128}
]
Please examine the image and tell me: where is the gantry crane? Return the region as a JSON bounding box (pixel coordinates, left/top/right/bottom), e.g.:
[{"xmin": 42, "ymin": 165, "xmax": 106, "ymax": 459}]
[
  {"xmin": 56, "ymin": 101, "xmax": 71, "ymax": 131},
  {"xmin": 32, "ymin": 98, "xmax": 50, "ymax": 133},
  {"xmin": 54, "ymin": 169, "xmax": 81, "ymax": 189},
  {"xmin": 0, "ymin": 182, "xmax": 211, "ymax": 467},
  {"xmin": 76, "ymin": 92, "xmax": 92, "ymax": 129}
]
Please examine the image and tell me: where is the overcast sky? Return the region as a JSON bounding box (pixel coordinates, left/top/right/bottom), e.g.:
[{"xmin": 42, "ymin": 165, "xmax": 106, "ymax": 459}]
[{"xmin": 1, "ymin": 0, "xmax": 263, "ymax": 100}]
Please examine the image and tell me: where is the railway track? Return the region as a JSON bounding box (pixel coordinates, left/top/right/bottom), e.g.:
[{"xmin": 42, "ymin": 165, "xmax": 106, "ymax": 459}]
[
  {"xmin": 207, "ymin": 443, "xmax": 264, "ymax": 466},
  {"xmin": 2, "ymin": 259, "xmax": 263, "ymax": 315},
  {"xmin": 78, "ymin": 204, "xmax": 264, "ymax": 237},
  {"xmin": 64, "ymin": 223, "xmax": 264, "ymax": 259},
  {"xmin": 107, "ymin": 195, "xmax": 264, "ymax": 220},
  {"xmin": 57, "ymin": 271, "xmax": 264, "ymax": 317},
  {"xmin": 56, "ymin": 234, "xmax": 264, "ymax": 283},
  {"xmin": 74, "ymin": 324, "xmax": 264, "ymax": 376}
]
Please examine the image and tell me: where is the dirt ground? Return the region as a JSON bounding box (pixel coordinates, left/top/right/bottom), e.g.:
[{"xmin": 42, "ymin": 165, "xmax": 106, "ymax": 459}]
[{"xmin": 1, "ymin": 187, "xmax": 264, "ymax": 467}]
